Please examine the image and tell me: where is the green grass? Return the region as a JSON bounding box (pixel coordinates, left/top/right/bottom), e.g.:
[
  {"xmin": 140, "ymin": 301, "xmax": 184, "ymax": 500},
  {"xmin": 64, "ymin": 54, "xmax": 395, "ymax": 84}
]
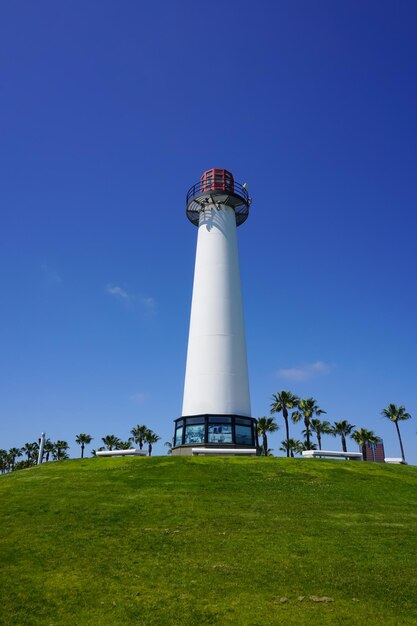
[{"xmin": 1, "ymin": 457, "xmax": 417, "ymax": 625}]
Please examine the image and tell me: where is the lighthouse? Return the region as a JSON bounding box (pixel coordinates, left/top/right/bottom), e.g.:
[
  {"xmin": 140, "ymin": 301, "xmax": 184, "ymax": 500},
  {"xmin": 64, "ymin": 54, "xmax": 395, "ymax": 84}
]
[{"xmin": 172, "ymin": 169, "xmax": 258, "ymax": 455}]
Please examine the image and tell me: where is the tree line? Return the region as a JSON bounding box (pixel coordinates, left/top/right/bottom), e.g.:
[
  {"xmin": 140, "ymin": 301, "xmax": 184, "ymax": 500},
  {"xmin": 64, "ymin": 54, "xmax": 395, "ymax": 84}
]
[
  {"xmin": 257, "ymin": 392, "xmax": 412, "ymax": 463},
  {"xmin": 0, "ymin": 424, "xmax": 160, "ymax": 474},
  {"xmin": 97, "ymin": 425, "xmax": 160, "ymax": 457},
  {"xmin": 1, "ymin": 399, "xmax": 412, "ymax": 473},
  {"xmin": 0, "ymin": 439, "xmax": 70, "ymax": 473}
]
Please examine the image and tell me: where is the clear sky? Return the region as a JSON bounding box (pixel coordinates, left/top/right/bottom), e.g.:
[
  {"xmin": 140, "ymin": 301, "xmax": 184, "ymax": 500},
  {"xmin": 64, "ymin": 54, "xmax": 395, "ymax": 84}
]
[{"xmin": 1, "ymin": 0, "xmax": 416, "ymax": 462}]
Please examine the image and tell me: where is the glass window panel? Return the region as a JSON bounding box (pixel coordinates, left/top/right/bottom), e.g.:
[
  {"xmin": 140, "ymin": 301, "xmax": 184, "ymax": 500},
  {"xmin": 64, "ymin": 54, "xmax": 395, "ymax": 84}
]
[
  {"xmin": 175, "ymin": 427, "xmax": 183, "ymax": 446},
  {"xmin": 235, "ymin": 425, "xmax": 253, "ymax": 446},
  {"xmin": 186, "ymin": 417, "xmax": 205, "ymax": 425},
  {"xmin": 208, "ymin": 416, "xmax": 232, "ymax": 424},
  {"xmin": 176, "ymin": 419, "xmax": 183, "ymax": 427},
  {"xmin": 235, "ymin": 418, "xmax": 252, "ymax": 426},
  {"xmin": 208, "ymin": 424, "xmax": 232, "ymax": 444},
  {"xmin": 184, "ymin": 424, "xmax": 205, "ymax": 444}
]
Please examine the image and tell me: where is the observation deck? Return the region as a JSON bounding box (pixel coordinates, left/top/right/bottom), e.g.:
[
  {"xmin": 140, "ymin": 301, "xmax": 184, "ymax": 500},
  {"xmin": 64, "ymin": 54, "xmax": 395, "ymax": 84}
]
[{"xmin": 186, "ymin": 168, "xmax": 251, "ymax": 226}]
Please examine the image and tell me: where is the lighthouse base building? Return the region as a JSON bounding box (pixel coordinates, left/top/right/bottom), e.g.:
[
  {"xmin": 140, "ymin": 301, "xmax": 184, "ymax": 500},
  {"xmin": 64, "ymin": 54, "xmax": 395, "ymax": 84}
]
[{"xmin": 172, "ymin": 169, "xmax": 258, "ymax": 455}]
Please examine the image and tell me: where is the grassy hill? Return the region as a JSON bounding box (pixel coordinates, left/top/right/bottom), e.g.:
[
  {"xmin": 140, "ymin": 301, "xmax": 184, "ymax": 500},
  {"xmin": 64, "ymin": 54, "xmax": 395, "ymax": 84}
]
[{"xmin": 1, "ymin": 457, "xmax": 417, "ymax": 625}]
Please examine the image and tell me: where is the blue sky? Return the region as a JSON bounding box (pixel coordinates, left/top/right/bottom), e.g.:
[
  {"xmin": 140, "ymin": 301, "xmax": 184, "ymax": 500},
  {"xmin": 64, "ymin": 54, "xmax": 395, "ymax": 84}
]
[{"xmin": 1, "ymin": 0, "xmax": 416, "ymax": 462}]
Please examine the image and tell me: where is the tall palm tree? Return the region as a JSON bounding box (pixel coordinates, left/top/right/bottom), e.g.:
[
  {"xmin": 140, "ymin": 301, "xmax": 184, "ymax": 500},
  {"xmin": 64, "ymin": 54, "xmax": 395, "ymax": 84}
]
[
  {"xmin": 130, "ymin": 424, "xmax": 148, "ymax": 450},
  {"xmin": 292, "ymin": 398, "xmax": 326, "ymax": 447},
  {"xmin": 270, "ymin": 391, "xmax": 299, "ymax": 457},
  {"xmin": 101, "ymin": 435, "xmax": 121, "ymax": 451},
  {"xmin": 144, "ymin": 430, "xmax": 160, "ymax": 456},
  {"xmin": 331, "ymin": 420, "xmax": 355, "ymax": 452},
  {"xmin": 21, "ymin": 442, "xmax": 38, "ymax": 463},
  {"xmin": 381, "ymin": 403, "xmax": 411, "ymax": 463},
  {"xmin": 8, "ymin": 447, "xmax": 22, "ymax": 471},
  {"xmin": 279, "ymin": 439, "xmax": 302, "ymax": 458},
  {"xmin": 351, "ymin": 429, "xmax": 379, "ymax": 461},
  {"xmin": 257, "ymin": 416, "xmax": 279, "ymax": 456},
  {"xmin": 75, "ymin": 434, "xmax": 93, "ymax": 459},
  {"xmin": 309, "ymin": 419, "xmax": 332, "ymax": 450},
  {"xmin": 0, "ymin": 449, "xmax": 8, "ymax": 474},
  {"xmin": 53, "ymin": 441, "xmax": 69, "ymax": 461},
  {"xmin": 43, "ymin": 439, "xmax": 54, "ymax": 462}
]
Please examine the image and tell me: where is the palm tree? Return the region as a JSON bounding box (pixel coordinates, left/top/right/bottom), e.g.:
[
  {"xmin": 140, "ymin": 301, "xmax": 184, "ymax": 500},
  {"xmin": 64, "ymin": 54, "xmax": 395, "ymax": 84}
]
[
  {"xmin": 0, "ymin": 449, "xmax": 9, "ymax": 474},
  {"xmin": 119, "ymin": 439, "xmax": 134, "ymax": 450},
  {"xmin": 8, "ymin": 447, "xmax": 22, "ymax": 471},
  {"xmin": 309, "ymin": 419, "xmax": 332, "ymax": 450},
  {"xmin": 75, "ymin": 434, "xmax": 93, "ymax": 458},
  {"xmin": 101, "ymin": 435, "xmax": 121, "ymax": 451},
  {"xmin": 381, "ymin": 403, "xmax": 411, "ymax": 463},
  {"xmin": 257, "ymin": 416, "xmax": 279, "ymax": 456},
  {"xmin": 297, "ymin": 440, "xmax": 318, "ymax": 453},
  {"xmin": 164, "ymin": 441, "xmax": 173, "ymax": 455},
  {"xmin": 270, "ymin": 391, "xmax": 299, "ymax": 457},
  {"xmin": 145, "ymin": 430, "xmax": 160, "ymax": 456},
  {"xmin": 279, "ymin": 439, "xmax": 302, "ymax": 458},
  {"xmin": 331, "ymin": 420, "xmax": 355, "ymax": 452},
  {"xmin": 130, "ymin": 424, "xmax": 148, "ymax": 450},
  {"xmin": 351, "ymin": 429, "xmax": 379, "ymax": 461},
  {"xmin": 53, "ymin": 440, "xmax": 69, "ymax": 461},
  {"xmin": 43, "ymin": 438, "xmax": 54, "ymax": 462},
  {"xmin": 292, "ymin": 398, "xmax": 326, "ymax": 447},
  {"xmin": 21, "ymin": 442, "xmax": 38, "ymax": 464}
]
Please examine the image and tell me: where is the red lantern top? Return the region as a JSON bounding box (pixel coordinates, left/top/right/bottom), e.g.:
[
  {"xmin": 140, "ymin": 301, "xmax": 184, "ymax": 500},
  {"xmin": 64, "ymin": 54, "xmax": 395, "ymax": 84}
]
[{"xmin": 201, "ymin": 168, "xmax": 234, "ymax": 194}]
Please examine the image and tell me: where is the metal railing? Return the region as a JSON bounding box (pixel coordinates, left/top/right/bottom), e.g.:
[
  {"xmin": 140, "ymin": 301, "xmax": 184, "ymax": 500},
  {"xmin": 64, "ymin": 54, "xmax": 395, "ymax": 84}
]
[{"xmin": 186, "ymin": 180, "xmax": 250, "ymax": 206}]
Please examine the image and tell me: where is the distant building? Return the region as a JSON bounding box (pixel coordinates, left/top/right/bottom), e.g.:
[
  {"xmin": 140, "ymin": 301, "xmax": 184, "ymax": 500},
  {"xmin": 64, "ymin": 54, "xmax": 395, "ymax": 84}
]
[{"xmin": 364, "ymin": 440, "xmax": 385, "ymax": 462}]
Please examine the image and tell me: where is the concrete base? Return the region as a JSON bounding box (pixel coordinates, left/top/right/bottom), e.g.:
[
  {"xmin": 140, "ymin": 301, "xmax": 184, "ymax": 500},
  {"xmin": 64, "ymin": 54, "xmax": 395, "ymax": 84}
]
[{"xmin": 172, "ymin": 446, "xmax": 194, "ymax": 456}]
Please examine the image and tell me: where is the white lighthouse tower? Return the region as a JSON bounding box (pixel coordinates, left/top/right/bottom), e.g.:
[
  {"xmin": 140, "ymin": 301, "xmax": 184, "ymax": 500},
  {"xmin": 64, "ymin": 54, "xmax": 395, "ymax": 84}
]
[{"xmin": 172, "ymin": 169, "xmax": 258, "ymax": 455}]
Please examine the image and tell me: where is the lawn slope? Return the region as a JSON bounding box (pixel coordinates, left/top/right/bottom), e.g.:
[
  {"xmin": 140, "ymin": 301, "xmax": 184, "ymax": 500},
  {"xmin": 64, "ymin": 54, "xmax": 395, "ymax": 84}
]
[{"xmin": 1, "ymin": 457, "xmax": 417, "ymax": 625}]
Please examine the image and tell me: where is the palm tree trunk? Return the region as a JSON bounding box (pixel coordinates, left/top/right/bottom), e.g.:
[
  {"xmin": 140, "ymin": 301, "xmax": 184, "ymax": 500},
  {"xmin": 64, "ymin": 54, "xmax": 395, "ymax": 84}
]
[
  {"xmin": 305, "ymin": 419, "xmax": 310, "ymax": 447},
  {"xmin": 341, "ymin": 434, "xmax": 347, "ymax": 453},
  {"xmin": 148, "ymin": 443, "xmax": 152, "ymax": 457},
  {"xmin": 395, "ymin": 421, "xmax": 406, "ymax": 462},
  {"xmin": 263, "ymin": 434, "xmax": 268, "ymax": 456},
  {"xmin": 362, "ymin": 444, "xmax": 366, "ymax": 460},
  {"xmin": 81, "ymin": 444, "xmax": 84, "ymax": 459},
  {"xmin": 283, "ymin": 408, "xmax": 290, "ymax": 457},
  {"xmin": 317, "ymin": 433, "xmax": 322, "ymax": 450}
]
